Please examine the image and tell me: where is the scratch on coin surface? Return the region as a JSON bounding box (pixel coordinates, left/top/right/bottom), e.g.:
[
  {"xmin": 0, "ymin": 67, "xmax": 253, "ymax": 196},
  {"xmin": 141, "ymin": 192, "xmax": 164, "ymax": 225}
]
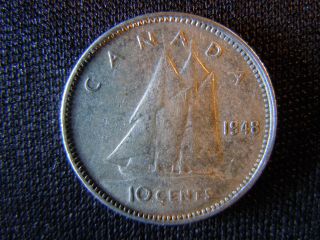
[{"xmin": 85, "ymin": 77, "xmax": 101, "ymax": 92}]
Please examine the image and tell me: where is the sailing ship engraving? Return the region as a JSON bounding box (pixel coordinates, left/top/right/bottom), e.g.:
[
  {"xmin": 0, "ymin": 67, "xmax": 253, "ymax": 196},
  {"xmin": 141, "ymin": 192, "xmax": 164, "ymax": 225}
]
[{"xmin": 106, "ymin": 46, "xmax": 224, "ymax": 178}]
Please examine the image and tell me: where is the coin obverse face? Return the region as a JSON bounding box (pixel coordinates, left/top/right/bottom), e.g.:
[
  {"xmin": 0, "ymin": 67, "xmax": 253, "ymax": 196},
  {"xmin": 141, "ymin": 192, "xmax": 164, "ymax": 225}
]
[{"xmin": 61, "ymin": 13, "xmax": 276, "ymax": 224}]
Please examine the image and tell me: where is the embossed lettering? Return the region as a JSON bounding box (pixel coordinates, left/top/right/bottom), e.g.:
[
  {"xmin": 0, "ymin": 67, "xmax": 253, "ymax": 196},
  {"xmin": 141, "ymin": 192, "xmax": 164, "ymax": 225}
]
[
  {"xmin": 129, "ymin": 186, "xmax": 134, "ymax": 202},
  {"xmin": 193, "ymin": 190, "xmax": 199, "ymax": 201},
  {"xmin": 169, "ymin": 190, "xmax": 182, "ymax": 202},
  {"xmin": 129, "ymin": 187, "xmax": 213, "ymax": 204},
  {"xmin": 84, "ymin": 77, "xmax": 101, "ymax": 92},
  {"xmin": 181, "ymin": 189, "xmax": 193, "ymax": 201},
  {"xmin": 137, "ymin": 32, "xmax": 158, "ymax": 49},
  {"xmin": 228, "ymin": 72, "xmax": 244, "ymax": 85},
  {"xmin": 108, "ymin": 51, "xmax": 119, "ymax": 69},
  {"xmin": 155, "ymin": 190, "xmax": 166, "ymax": 204},
  {"xmin": 205, "ymin": 41, "xmax": 221, "ymax": 58},
  {"xmin": 170, "ymin": 30, "xmax": 188, "ymax": 47},
  {"xmin": 135, "ymin": 186, "xmax": 152, "ymax": 201}
]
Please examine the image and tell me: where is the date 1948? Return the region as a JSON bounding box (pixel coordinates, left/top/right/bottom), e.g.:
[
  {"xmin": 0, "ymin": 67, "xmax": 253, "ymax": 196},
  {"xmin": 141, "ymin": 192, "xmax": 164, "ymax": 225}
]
[{"xmin": 223, "ymin": 121, "xmax": 260, "ymax": 136}]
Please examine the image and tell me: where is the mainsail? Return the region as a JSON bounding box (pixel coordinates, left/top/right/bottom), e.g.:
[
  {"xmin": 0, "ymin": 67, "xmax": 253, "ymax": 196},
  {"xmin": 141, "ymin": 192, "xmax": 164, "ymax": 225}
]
[{"xmin": 106, "ymin": 49, "xmax": 223, "ymax": 177}]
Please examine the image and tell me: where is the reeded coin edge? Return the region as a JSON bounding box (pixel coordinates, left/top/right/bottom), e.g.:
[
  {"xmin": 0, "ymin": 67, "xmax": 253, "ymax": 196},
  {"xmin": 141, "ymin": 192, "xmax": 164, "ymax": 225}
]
[{"xmin": 61, "ymin": 13, "xmax": 277, "ymax": 224}]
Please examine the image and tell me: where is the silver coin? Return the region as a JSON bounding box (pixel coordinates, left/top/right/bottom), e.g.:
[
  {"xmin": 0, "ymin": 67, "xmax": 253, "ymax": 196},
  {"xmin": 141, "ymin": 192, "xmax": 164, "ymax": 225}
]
[{"xmin": 61, "ymin": 12, "xmax": 276, "ymax": 224}]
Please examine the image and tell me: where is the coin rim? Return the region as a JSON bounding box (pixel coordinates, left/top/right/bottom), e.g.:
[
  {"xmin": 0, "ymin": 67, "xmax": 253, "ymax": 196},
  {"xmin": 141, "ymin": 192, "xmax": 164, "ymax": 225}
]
[{"xmin": 60, "ymin": 12, "xmax": 277, "ymax": 225}]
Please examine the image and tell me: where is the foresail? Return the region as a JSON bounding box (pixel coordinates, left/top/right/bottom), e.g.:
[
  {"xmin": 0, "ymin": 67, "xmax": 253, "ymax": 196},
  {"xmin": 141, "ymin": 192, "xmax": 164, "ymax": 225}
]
[
  {"xmin": 129, "ymin": 55, "xmax": 164, "ymax": 124},
  {"xmin": 106, "ymin": 118, "xmax": 153, "ymax": 164}
]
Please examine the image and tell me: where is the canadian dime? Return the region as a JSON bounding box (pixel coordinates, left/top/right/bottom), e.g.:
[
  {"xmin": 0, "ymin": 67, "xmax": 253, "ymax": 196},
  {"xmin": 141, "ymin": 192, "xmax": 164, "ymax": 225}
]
[{"xmin": 61, "ymin": 13, "xmax": 277, "ymax": 224}]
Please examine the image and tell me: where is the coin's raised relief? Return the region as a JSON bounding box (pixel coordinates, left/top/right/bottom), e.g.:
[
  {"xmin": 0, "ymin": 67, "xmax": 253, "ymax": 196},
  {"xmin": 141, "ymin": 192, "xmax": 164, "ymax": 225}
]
[{"xmin": 61, "ymin": 13, "xmax": 277, "ymax": 224}]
